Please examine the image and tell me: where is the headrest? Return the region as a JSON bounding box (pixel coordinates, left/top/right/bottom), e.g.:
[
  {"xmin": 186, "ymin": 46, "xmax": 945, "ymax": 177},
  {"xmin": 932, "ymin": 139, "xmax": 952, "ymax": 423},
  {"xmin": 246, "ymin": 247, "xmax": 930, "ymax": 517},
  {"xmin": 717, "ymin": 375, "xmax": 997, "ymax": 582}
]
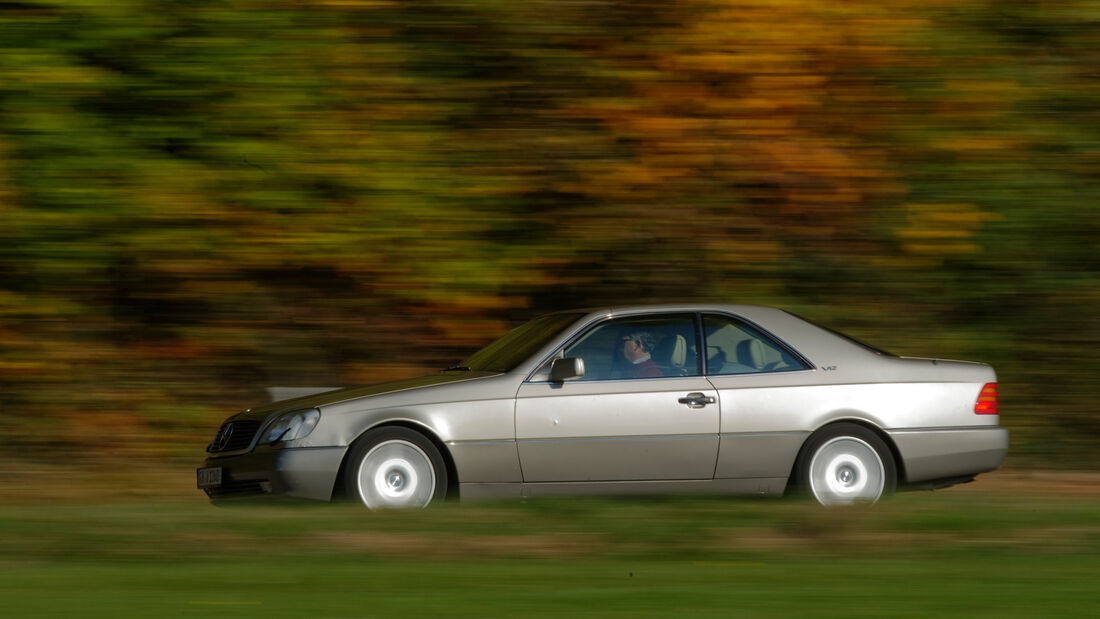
[
  {"xmin": 655, "ymin": 334, "xmax": 687, "ymax": 368},
  {"xmin": 736, "ymin": 338, "xmax": 765, "ymax": 369}
]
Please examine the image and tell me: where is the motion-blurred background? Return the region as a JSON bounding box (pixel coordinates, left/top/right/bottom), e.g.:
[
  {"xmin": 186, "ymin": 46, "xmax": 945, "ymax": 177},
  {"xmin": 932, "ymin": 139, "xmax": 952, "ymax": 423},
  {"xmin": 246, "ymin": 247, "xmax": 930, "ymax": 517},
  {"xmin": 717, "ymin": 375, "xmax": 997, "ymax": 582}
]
[{"xmin": 1, "ymin": 0, "xmax": 1097, "ymax": 470}]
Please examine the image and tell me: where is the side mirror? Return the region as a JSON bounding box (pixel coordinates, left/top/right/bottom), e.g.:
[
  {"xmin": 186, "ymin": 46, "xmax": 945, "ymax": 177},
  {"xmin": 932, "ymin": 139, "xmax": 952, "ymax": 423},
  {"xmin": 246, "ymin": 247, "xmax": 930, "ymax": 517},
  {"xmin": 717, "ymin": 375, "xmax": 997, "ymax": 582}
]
[{"xmin": 550, "ymin": 357, "xmax": 585, "ymax": 383}]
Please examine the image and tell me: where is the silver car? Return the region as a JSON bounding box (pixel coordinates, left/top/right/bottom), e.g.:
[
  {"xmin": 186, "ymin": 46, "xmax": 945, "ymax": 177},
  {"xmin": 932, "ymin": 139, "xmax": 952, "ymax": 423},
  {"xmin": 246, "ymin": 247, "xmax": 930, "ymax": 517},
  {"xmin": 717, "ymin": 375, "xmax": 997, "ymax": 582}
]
[{"xmin": 197, "ymin": 305, "xmax": 1008, "ymax": 507}]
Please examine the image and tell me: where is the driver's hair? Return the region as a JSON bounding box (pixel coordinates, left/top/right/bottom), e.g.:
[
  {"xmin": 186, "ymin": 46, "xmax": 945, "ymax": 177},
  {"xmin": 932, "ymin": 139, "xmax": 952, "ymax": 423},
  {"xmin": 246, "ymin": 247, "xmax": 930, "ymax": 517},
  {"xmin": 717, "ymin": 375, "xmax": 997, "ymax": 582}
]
[{"xmin": 626, "ymin": 331, "xmax": 657, "ymax": 353}]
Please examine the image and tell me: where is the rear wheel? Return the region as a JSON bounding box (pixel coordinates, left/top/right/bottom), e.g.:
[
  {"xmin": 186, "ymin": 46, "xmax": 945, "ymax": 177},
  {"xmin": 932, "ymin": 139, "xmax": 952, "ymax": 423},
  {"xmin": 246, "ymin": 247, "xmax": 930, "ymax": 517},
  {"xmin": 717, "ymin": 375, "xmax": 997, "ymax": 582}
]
[
  {"xmin": 795, "ymin": 423, "xmax": 896, "ymax": 506},
  {"xmin": 344, "ymin": 427, "xmax": 447, "ymax": 509}
]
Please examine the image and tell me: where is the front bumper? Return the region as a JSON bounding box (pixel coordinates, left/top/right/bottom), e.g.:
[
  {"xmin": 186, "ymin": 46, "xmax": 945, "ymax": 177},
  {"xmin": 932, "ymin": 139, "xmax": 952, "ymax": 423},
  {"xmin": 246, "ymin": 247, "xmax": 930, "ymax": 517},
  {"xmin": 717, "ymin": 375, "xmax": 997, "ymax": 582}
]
[{"xmin": 198, "ymin": 444, "xmax": 347, "ymax": 502}]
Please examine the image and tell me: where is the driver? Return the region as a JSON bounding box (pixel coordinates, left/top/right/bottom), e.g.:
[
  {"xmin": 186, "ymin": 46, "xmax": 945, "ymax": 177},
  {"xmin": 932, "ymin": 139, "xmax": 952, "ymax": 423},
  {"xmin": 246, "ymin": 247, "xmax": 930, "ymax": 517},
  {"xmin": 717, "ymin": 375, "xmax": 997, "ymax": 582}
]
[{"xmin": 620, "ymin": 331, "xmax": 663, "ymax": 378}]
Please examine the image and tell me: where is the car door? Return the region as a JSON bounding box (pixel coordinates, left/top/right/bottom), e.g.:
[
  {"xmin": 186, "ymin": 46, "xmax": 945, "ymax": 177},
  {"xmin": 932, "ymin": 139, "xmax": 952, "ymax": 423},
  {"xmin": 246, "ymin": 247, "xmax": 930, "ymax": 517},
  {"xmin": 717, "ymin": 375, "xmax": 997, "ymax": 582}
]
[
  {"xmin": 701, "ymin": 312, "xmax": 816, "ymax": 479},
  {"xmin": 515, "ymin": 313, "xmax": 720, "ymax": 482}
]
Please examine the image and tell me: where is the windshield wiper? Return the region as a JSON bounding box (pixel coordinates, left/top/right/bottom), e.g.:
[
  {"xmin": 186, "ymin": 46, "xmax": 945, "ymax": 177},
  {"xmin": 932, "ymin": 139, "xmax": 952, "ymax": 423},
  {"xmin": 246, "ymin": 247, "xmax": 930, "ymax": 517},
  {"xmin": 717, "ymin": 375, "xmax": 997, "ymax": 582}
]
[{"xmin": 444, "ymin": 365, "xmax": 471, "ymax": 371}]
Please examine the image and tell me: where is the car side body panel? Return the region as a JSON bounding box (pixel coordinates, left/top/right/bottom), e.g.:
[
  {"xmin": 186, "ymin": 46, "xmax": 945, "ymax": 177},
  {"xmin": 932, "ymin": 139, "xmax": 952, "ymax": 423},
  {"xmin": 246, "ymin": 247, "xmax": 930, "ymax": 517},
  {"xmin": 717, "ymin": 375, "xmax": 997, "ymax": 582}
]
[
  {"xmin": 709, "ymin": 377, "xmax": 999, "ymax": 484},
  {"xmin": 714, "ymin": 432, "xmax": 810, "ymax": 480},
  {"xmin": 308, "ymin": 374, "xmax": 526, "ymax": 485},
  {"xmin": 276, "ymin": 446, "xmax": 347, "ymax": 501},
  {"xmin": 515, "ymin": 377, "xmax": 719, "ymax": 481},
  {"xmin": 459, "ymin": 477, "xmax": 789, "ymax": 502}
]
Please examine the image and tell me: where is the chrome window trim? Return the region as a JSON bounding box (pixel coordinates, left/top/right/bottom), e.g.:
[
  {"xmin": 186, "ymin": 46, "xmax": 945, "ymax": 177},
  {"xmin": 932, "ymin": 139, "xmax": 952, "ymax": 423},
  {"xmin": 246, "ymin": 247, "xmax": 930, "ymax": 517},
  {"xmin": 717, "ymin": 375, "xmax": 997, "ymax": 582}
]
[
  {"xmin": 525, "ymin": 374, "xmax": 716, "ymax": 386},
  {"xmin": 523, "ymin": 309, "xmax": 820, "ymax": 384},
  {"xmin": 705, "ymin": 368, "xmax": 818, "ymax": 381},
  {"xmin": 523, "ymin": 310, "xmax": 703, "ymax": 384},
  {"xmin": 700, "ymin": 311, "xmax": 815, "ymax": 376}
]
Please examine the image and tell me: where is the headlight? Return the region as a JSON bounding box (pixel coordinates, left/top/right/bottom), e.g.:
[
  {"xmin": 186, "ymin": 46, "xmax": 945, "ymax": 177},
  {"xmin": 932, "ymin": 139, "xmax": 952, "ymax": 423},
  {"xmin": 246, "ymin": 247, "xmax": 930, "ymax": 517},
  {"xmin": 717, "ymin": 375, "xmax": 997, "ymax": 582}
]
[{"xmin": 264, "ymin": 409, "xmax": 321, "ymax": 444}]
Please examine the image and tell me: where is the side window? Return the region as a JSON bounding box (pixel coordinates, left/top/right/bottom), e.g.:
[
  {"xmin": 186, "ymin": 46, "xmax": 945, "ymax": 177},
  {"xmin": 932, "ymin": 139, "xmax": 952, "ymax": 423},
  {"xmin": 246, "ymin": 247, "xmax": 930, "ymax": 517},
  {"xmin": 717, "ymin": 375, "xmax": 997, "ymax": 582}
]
[
  {"xmin": 703, "ymin": 314, "xmax": 809, "ymax": 375},
  {"xmin": 562, "ymin": 314, "xmax": 700, "ymax": 381}
]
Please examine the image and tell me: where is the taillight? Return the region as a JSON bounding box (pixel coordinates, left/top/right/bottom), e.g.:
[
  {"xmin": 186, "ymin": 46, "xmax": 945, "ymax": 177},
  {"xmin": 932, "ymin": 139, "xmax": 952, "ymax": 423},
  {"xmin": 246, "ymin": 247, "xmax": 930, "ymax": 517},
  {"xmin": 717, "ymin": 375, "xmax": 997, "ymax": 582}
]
[{"xmin": 975, "ymin": 383, "xmax": 999, "ymax": 415}]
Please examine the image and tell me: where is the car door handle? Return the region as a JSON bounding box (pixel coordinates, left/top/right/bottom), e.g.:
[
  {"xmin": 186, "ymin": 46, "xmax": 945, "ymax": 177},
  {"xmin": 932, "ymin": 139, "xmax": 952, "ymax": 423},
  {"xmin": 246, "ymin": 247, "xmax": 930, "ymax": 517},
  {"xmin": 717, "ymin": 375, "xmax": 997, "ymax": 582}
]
[{"xmin": 678, "ymin": 392, "xmax": 716, "ymax": 409}]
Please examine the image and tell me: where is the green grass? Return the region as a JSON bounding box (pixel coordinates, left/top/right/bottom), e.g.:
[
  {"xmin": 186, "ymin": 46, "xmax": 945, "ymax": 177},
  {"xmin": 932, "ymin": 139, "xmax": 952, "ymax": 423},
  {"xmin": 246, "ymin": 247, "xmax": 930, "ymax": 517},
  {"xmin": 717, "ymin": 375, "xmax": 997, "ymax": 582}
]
[{"xmin": 2, "ymin": 490, "xmax": 1098, "ymax": 617}]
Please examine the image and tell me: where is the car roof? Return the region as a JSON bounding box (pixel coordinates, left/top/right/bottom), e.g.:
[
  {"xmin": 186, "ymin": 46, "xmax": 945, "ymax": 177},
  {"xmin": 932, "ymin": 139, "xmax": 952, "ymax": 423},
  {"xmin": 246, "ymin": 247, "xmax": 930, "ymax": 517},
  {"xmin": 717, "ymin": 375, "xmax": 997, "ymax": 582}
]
[
  {"xmin": 540, "ymin": 303, "xmax": 773, "ymax": 315},
  {"xmin": 605, "ymin": 303, "xmax": 774, "ymax": 314}
]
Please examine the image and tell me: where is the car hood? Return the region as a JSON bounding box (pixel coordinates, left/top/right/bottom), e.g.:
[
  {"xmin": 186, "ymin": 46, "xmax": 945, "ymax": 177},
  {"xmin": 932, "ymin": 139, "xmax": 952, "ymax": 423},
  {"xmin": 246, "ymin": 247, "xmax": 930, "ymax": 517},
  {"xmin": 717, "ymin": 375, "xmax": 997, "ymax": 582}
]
[{"xmin": 226, "ymin": 371, "xmax": 501, "ymax": 422}]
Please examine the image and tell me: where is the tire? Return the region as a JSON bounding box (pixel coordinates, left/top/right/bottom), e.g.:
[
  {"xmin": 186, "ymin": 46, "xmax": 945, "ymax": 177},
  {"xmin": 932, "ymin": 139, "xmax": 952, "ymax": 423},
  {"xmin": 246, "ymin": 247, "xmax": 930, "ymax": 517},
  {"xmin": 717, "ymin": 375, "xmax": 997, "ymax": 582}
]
[
  {"xmin": 344, "ymin": 427, "xmax": 448, "ymax": 509},
  {"xmin": 795, "ymin": 423, "xmax": 897, "ymax": 506}
]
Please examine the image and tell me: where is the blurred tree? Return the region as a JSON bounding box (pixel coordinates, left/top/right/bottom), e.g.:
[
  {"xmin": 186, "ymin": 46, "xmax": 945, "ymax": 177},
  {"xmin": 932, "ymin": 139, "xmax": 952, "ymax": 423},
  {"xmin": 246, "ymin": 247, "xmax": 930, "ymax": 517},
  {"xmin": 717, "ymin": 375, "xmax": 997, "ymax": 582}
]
[{"xmin": 0, "ymin": 0, "xmax": 1096, "ymax": 462}]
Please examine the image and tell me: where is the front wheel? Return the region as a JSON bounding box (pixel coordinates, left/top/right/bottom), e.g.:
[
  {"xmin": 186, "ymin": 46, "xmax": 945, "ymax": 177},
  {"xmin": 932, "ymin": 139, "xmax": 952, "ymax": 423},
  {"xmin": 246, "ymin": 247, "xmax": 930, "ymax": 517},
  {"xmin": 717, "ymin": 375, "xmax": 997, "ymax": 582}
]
[
  {"xmin": 344, "ymin": 427, "xmax": 448, "ymax": 509},
  {"xmin": 795, "ymin": 423, "xmax": 897, "ymax": 506}
]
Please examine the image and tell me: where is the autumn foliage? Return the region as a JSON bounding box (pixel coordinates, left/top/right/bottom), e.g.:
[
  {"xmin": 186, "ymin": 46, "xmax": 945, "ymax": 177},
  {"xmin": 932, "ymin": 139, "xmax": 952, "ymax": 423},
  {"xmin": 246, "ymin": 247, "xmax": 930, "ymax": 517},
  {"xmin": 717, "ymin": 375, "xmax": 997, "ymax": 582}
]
[{"xmin": 1, "ymin": 1, "xmax": 1097, "ymax": 462}]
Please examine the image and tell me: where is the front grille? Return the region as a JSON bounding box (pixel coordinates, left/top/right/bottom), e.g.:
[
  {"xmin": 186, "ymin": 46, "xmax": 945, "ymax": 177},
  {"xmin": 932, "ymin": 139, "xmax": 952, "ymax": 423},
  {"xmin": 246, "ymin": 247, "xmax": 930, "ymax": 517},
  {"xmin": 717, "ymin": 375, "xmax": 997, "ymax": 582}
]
[
  {"xmin": 204, "ymin": 480, "xmax": 267, "ymax": 499},
  {"xmin": 207, "ymin": 420, "xmax": 262, "ymax": 453}
]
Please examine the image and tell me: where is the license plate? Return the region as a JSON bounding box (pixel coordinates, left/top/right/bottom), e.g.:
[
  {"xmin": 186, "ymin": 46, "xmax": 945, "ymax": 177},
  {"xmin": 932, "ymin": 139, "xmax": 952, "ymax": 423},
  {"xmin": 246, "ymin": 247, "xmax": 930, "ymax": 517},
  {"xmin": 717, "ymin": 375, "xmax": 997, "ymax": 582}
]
[{"xmin": 196, "ymin": 467, "xmax": 223, "ymax": 489}]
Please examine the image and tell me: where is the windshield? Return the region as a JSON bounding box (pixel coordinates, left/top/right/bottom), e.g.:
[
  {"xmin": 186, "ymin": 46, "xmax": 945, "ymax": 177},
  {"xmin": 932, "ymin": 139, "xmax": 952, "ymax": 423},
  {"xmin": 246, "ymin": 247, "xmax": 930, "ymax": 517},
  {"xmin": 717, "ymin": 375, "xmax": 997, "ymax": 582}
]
[{"xmin": 460, "ymin": 312, "xmax": 587, "ymax": 373}]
